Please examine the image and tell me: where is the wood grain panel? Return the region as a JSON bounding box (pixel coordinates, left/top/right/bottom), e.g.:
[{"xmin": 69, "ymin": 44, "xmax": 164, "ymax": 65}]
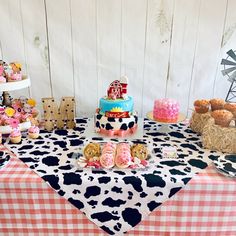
[
  {"xmin": 45, "ymin": 0, "xmax": 74, "ymax": 101},
  {"xmin": 188, "ymin": 0, "xmax": 227, "ymax": 112},
  {"xmin": 166, "ymin": 0, "xmax": 201, "ymax": 115},
  {"xmin": 97, "ymin": 0, "xmax": 122, "ymax": 99},
  {"xmin": 20, "ymin": 0, "xmax": 52, "ymax": 106},
  {"xmin": 142, "ymin": 0, "xmax": 174, "ymax": 116},
  {"xmin": 71, "ymin": 0, "xmax": 97, "ymax": 117},
  {"xmin": 121, "ymin": 0, "xmax": 147, "ymax": 116}
]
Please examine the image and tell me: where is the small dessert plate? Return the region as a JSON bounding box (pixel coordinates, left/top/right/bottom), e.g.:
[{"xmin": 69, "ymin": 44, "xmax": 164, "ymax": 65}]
[
  {"xmin": 0, "ymin": 152, "xmax": 11, "ymax": 170},
  {"xmin": 213, "ymin": 154, "xmax": 236, "ymax": 178}
]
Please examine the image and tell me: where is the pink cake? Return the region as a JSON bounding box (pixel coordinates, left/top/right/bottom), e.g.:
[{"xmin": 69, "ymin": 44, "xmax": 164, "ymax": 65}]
[{"xmin": 153, "ymin": 98, "xmax": 180, "ymax": 123}]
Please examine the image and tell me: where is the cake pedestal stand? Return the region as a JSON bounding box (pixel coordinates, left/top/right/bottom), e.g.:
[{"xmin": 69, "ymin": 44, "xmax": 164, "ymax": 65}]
[
  {"xmin": 0, "ymin": 76, "xmax": 31, "ymax": 133},
  {"xmin": 0, "ymin": 75, "xmax": 30, "ymax": 106},
  {"xmin": 146, "ymin": 111, "xmax": 186, "ymax": 133}
]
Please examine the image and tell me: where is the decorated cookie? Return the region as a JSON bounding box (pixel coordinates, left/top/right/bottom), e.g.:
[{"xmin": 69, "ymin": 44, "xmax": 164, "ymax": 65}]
[
  {"xmin": 84, "ymin": 143, "xmax": 101, "ymax": 160},
  {"xmin": 131, "ymin": 144, "xmax": 148, "ymax": 160}
]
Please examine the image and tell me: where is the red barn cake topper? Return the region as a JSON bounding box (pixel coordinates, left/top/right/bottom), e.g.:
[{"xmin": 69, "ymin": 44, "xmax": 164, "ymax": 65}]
[{"xmin": 107, "ymin": 76, "xmax": 128, "ymax": 100}]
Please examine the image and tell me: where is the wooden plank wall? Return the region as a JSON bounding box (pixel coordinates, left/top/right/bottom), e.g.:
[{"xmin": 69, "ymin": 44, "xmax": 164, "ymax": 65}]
[{"xmin": 0, "ymin": 0, "xmax": 235, "ymax": 117}]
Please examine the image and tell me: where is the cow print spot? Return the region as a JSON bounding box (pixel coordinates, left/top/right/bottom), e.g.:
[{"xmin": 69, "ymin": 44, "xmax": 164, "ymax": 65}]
[
  {"xmin": 18, "ymin": 145, "xmax": 34, "ymax": 150},
  {"xmin": 42, "ymin": 156, "xmax": 59, "ymax": 166},
  {"xmin": 225, "ymin": 155, "xmax": 236, "ymax": 163},
  {"xmin": 84, "ymin": 186, "xmax": 101, "ymax": 198},
  {"xmin": 102, "ymin": 197, "xmax": 126, "ymax": 207},
  {"xmin": 63, "ymin": 173, "xmax": 82, "ymax": 185},
  {"xmin": 101, "ymin": 226, "xmax": 115, "ymax": 235},
  {"xmin": 120, "ymin": 123, "xmax": 128, "ymax": 130},
  {"xmin": 160, "ymin": 160, "xmax": 187, "ymax": 167},
  {"xmin": 98, "ymin": 176, "xmax": 111, "ymax": 184},
  {"xmin": 111, "ymin": 186, "xmax": 123, "ymax": 193},
  {"xmin": 29, "ymin": 150, "xmax": 50, "ymax": 156},
  {"xmin": 68, "ymin": 197, "xmax": 84, "ymax": 210},
  {"xmin": 140, "ymin": 192, "xmax": 147, "ymax": 198},
  {"xmin": 58, "ymin": 190, "xmax": 65, "ymax": 196},
  {"xmin": 42, "ymin": 175, "xmax": 60, "ymax": 190},
  {"xmin": 113, "ymin": 171, "xmax": 126, "ymax": 175},
  {"xmin": 20, "ymin": 157, "xmax": 38, "ymax": 163},
  {"xmin": 91, "ymin": 211, "xmax": 120, "ymax": 222},
  {"xmin": 147, "ymin": 201, "xmax": 162, "ymax": 211},
  {"xmin": 188, "ymin": 159, "xmax": 207, "ymax": 169},
  {"xmin": 96, "ymin": 121, "xmax": 100, "ymax": 128},
  {"xmin": 169, "ymin": 187, "xmax": 182, "ymax": 198},
  {"xmin": 55, "ymin": 130, "xmax": 68, "ymax": 136},
  {"xmin": 88, "ymin": 200, "xmax": 98, "ymax": 208},
  {"xmin": 128, "ymin": 121, "xmax": 134, "ymax": 128},
  {"xmin": 182, "ymin": 177, "xmax": 191, "ymax": 184},
  {"xmin": 114, "ymin": 222, "xmax": 122, "ymax": 231},
  {"xmin": 123, "ymin": 176, "xmax": 143, "ymax": 192},
  {"xmin": 69, "ymin": 139, "xmax": 83, "ymax": 146},
  {"xmin": 169, "ymin": 132, "xmax": 185, "ymax": 138},
  {"xmin": 223, "ymin": 163, "xmax": 236, "ymax": 172},
  {"xmin": 105, "ymin": 123, "xmax": 113, "ymax": 130},
  {"xmin": 58, "ymin": 165, "xmax": 72, "ymax": 170},
  {"xmin": 122, "ymin": 208, "xmax": 141, "ymax": 227},
  {"xmin": 142, "ymin": 174, "xmax": 166, "ymax": 188},
  {"xmin": 169, "ymin": 169, "xmax": 187, "ymax": 175},
  {"xmin": 96, "ymin": 114, "xmax": 102, "ymax": 120},
  {"xmin": 181, "ymin": 143, "xmax": 199, "ymax": 151},
  {"xmin": 54, "ymin": 141, "xmax": 67, "ymax": 148}
]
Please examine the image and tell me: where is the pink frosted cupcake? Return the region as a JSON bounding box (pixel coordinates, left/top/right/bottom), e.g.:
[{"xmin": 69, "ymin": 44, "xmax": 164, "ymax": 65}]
[
  {"xmin": 28, "ymin": 126, "xmax": 40, "ymax": 139},
  {"xmin": 10, "ymin": 129, "xmax": 21, "ymax": 144}
]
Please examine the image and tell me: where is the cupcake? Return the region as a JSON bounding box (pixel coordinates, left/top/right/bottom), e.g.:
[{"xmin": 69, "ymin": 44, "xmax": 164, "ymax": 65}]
[
  {"xmin": 0, "ymin": 76, "xmax": 6, "ymax": 83},
  {"xmin": 194, "ymin": 100, "xmax": 210, "ymax": 113},
  {"xmin": 211, "ymin": 109, "xmax": 233, "ymax": 127},
  {"xmin": 210, "ymin": 98, "xmax": 225, "ymax": 111},
  {"xmin": 10, "ymin": 129, "xmax": 21, "ymax": 144},
  {"xmin": 224, "ymin": 103, "xmax": 236, "ymax": 117},
  {"xmin": 28, "ymin": 126, "xmax": 40, "ymax": 139}
]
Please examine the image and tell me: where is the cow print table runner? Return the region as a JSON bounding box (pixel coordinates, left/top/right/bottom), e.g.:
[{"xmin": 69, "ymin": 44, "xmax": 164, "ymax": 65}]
[{"xmin": 5, "ymin": 118, "xmax": 220, "ymax": 235}]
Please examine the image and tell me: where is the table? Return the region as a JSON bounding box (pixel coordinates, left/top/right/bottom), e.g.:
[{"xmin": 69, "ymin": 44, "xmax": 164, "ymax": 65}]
[
  {"xmin": 1, "ymin": 148, "xmax": 235, "ymax": 236},
  {"xmin": 1, "ymin": 147, "xmax": 236, "ymax": 236}
]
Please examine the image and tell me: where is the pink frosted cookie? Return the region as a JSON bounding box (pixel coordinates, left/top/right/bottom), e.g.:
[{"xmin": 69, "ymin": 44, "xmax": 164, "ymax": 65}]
[
  {"xmin": 100, "ymin": 142, "xmax": 116, "ymax": 168},
  {"xmin": 100, "ymin": 153, "xmax": 115, "ymax": 169},
  {"xmin": 115, "ymin": 143, "xmax": 132, "ymax": 168}
]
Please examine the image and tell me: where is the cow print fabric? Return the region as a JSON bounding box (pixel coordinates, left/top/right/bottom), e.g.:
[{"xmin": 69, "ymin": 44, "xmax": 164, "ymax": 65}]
[{"xmin": 5, "ymin": 118, "xmax": 220, "ymax": 235}]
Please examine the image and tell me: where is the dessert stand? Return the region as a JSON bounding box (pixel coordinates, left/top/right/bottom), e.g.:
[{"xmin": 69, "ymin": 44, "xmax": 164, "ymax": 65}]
[
  {"xmin": 147, "ymin": 111, "xmax": 186, "ymax": 133},
  {"xmin": 0, "ymin": 76, "xmax": 31, "ymax": 134}
]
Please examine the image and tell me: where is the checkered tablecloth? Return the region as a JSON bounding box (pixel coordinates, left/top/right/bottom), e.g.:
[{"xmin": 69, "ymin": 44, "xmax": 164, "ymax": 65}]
[{"xmin": 0, "ymin": 145, "xmax": 235, "ymax": 236}]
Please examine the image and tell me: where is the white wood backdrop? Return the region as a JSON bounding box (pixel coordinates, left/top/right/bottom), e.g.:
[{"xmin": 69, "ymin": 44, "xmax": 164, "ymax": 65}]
[{"xmin": 0, "ymin": 0, "xmax": 235, "ymax": 117}]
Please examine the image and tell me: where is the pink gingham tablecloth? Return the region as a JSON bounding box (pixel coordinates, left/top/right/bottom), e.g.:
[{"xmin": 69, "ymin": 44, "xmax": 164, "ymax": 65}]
[{"xmin": 0, "ymin": 146, "xmax": 236, "ymax": 236}]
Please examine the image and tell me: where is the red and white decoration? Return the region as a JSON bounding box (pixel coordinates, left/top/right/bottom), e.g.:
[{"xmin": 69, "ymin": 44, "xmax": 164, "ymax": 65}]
[{"xmin": 107, "ymin": 76, "xmax": 129, "ymax": 100}]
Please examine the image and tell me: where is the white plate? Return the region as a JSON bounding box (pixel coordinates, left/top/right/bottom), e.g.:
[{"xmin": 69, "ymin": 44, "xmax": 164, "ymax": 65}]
[
  {"xmin": 213, "ymin": 154, "xmax": 236, "ymax": 178},
  {"xmin": 0, "ymin": 121, "xmax": 31, "ymax": 134},
  {"xmin": 72, "ymin": 140, "xmax": 152, "ymax": 171}
]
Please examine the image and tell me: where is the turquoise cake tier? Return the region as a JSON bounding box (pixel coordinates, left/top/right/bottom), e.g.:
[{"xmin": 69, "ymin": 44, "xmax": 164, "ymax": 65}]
[{"xmin": 99, "ymin": 96, "xmax": 134, "ymax": 115}]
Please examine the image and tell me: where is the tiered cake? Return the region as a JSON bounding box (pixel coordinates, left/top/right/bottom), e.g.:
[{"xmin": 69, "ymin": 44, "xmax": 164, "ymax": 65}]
[{"xmin": 94, "ymin": 76, "xmax": 138, "ymax": 136}]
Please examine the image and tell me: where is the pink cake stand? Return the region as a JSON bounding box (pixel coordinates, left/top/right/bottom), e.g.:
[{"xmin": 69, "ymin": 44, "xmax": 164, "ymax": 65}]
[{"xmin": 146, "ymin": 111, "xmax": 186, "ymax": 133}]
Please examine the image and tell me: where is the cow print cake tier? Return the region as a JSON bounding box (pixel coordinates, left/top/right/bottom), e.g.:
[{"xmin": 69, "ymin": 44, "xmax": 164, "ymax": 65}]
[{"xmin": 95, "ymin": 76, "xmax": 138, "ymax": 137}]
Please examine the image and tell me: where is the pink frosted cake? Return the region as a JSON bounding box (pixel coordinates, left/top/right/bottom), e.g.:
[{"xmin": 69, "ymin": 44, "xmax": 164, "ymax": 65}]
[{"xmin": 153, "ymin": 98, "xmax": 180, "ymax": 123}]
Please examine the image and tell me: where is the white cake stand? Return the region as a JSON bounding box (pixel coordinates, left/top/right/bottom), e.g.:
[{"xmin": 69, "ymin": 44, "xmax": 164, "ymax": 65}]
[
  {"xmin": 146, "ymin": 111, "xmax": 186, "ymax": 133},
  {"xmin": 0, "ymin": 76, "xmax": 31, "ymax": 133}
]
